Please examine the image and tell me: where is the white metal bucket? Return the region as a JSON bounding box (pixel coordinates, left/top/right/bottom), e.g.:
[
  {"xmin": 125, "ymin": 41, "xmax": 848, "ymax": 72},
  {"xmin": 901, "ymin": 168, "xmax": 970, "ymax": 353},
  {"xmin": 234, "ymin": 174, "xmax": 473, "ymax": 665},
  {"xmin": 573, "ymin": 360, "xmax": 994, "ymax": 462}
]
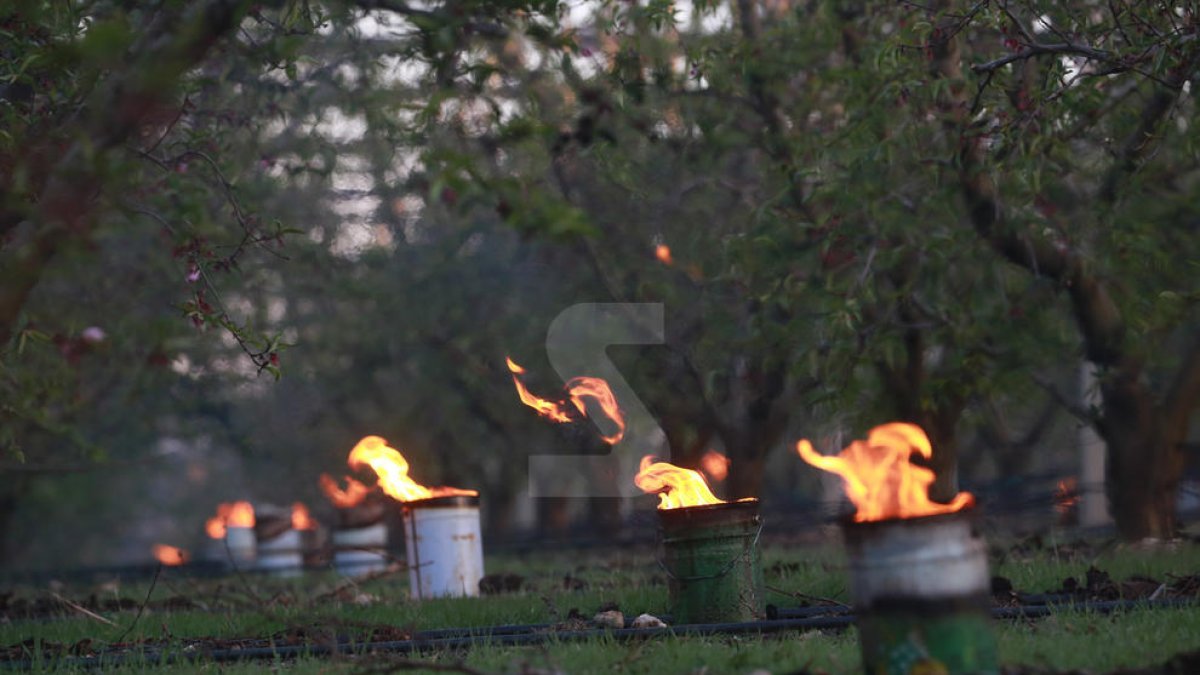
[
  {"xmin": 402, "ymin": 495, "xmax": 484, "ymax": 599},
  {"xmin": 333, "ymin": 522, "xmax": 390, "ymax": 576},
  {"xmin": 256, "ymin": 528, "xmax": 303, "ymax": 577},
  {"xmin": 842, "ymin": 509, "xmax": 989, "ymax": 606},
  {"xmin": 223, "ymin": 525, "xmax": 257, "ymax": 568}
]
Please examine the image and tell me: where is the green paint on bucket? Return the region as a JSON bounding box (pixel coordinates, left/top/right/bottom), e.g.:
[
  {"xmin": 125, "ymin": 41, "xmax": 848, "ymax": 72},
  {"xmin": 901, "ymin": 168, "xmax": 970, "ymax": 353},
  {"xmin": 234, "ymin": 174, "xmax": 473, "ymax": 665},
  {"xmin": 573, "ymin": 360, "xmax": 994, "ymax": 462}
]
[
  {"xmin": 658, "ymin": 499, "xmax": 764, "ymax": 624},
  {"xmin": 857, "ymin": 603, "xmax": 997, "ymax": 675}
]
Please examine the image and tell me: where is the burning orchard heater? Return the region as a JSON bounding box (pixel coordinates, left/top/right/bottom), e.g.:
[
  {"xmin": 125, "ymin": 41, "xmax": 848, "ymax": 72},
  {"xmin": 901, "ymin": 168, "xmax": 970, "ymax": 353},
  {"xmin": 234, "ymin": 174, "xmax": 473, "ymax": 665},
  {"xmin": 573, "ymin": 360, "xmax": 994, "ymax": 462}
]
[
  {"xmin": 636, "ymin": 456, "xmax": 764, "ymax": 624},
  {"xmin": 255, "ymin": 503, "xmax": 316, "ymax": 577},
  {"xmin": 797, "ymin": 423, "xmax": 997, "ymax": 675},
  {"xmin": 402, "ymin": 494, "xmax": 485, "ymax": 599},
  {"xmin": 257, "ymin": 528, "xmax": 303, "ymax": 576},
  {"xmin": 321, "ymin": 477, "xmax": 392, "ymax": 576},
  {"xmin": 205, "ymin": 501, "xmax": 257, "ymax": 568},
  {"xmin": 324, "ymin": 435, "xmax": 482, "ymax": 597}
]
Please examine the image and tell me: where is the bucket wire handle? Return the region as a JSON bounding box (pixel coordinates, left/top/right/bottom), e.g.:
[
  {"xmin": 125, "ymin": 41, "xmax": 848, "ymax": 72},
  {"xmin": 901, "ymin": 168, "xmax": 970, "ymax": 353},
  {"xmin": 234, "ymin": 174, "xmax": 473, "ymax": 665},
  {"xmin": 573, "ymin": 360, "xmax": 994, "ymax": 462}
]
[{"xmin": 657, "ymin": 520, "xmax": 763, "ymax": 582}]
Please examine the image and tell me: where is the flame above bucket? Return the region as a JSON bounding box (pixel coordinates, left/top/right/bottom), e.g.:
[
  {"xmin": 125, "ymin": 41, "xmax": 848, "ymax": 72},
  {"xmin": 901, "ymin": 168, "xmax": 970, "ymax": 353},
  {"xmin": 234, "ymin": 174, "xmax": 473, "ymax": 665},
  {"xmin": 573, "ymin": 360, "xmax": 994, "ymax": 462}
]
[
  {"xmin": 319, "ymin": 474, "xmax": 373, "ymax": 508},
  {"xmin": 292, "ymin": 502, "xmax": 316, "ymax": 530},
  {"xmin": 505, "ymin": 357, "xmax": 626, "ymax": 444},
  {"xmin": 338, "ymin": 435, "xmax": 476, "ymax": 504},
  {"xmin": 205, "ymin": 501, "xmax": 256, "ymax": 538},
  {"xmin": 700, "ymin": 449, "xmax": 730, "ymax": 482},
  {"xmin": 634, "ymin": 455, "xmax": 727, "ymax": 510},
  {"xmin": 152, "ymin": 544, "xmax": 190, "ymax": 566},
  {"xmin": 796, "ymin": 423, "xmax": 974, "ymax": 522}
]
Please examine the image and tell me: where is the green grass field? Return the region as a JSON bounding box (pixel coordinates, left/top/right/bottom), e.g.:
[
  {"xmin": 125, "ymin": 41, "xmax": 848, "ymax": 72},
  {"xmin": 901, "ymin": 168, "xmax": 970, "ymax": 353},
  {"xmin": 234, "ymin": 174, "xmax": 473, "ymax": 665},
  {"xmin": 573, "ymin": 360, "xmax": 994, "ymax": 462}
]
[{"xmin": 3, "ymin": 535, "xmax": 1199, "ymax": 673}]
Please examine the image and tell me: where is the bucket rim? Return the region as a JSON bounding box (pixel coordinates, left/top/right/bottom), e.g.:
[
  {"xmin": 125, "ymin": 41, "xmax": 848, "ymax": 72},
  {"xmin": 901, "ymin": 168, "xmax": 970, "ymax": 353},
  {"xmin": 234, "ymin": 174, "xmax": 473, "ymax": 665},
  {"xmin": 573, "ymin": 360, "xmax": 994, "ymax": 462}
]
[
  {"xmin": 658, "ymin": 497, "xmax": 758, "ymax": 514},
  {"xmin": 401, "ymin": 493, "xmax": 481, "ymax": 509},
  {"xmin": 657, "ymin": 497, "xmax": 759, "ymax": 517},
  {"xmin": 840, "ymin": 504, "xmax": 980, "ymax": 533}
]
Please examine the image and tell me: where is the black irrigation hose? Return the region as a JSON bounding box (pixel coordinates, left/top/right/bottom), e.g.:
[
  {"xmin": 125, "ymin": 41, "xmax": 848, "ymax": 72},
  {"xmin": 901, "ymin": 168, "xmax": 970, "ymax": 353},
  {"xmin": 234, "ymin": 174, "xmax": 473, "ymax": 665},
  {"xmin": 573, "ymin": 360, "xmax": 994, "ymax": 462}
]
[
  {"xmin": 5, "ymin": 614, "xmax": 860, "ymax": 671},
  {"xmin": 5, "ymin": 598, "xmax": 1197, "ymax": 671}
]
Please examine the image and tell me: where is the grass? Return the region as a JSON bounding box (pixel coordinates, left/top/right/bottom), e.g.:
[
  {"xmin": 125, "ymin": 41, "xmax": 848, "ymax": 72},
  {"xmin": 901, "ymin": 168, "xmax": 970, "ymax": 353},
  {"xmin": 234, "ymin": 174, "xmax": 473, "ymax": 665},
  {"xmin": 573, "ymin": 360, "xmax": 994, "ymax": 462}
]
[{"xmin": 3, "ymin": 535, "xmax": 1199, "ymax": 673}]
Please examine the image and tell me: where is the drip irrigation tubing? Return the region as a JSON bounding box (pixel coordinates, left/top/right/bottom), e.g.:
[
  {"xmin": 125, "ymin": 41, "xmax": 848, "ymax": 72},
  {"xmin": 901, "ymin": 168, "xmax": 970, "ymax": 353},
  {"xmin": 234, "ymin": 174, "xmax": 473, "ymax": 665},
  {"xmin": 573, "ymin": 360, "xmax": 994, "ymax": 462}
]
[{"xmin": 3, "ymin": 597, "xmax": 1196, "ymax": 670}]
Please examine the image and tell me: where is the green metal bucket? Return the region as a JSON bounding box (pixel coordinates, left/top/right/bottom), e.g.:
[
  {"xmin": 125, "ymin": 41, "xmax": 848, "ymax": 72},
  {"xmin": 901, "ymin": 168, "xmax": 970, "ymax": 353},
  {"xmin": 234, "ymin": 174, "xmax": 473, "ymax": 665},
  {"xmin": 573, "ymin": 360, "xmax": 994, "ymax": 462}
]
[
  {"xmin": 842, "ymin": 509, "xmax": 997, "ymax": 675},
  {"xmin": 658, "ymin": 499, "xmax": 764, "ymax": 624}
]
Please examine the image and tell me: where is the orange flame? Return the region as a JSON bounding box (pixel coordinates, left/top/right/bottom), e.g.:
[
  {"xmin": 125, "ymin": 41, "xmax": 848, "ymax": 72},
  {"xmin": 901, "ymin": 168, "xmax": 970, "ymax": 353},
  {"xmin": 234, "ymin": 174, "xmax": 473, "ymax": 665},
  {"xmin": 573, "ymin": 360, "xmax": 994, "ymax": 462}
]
[
  {"xmin": 205, "ymin": 516, "xmax": 226, "ymax": 539},
  {"xmin": 346, "ymin": 435, "xmax": 477, "ymax": 503},
  {"xmin": 506, "ymin": 357, "xmax": 626, "ymax": 444},
  {"xmin": 1055, "ymin": 477, "xmax": 1079, "ymax": 515},
  {"xmin": 292, "ymin": 502, "xmax": 316, "ymax": 530},
  {"xmin": 152, "ymin": 544, "xmax": 190, "ymax": 566},
  {"xmin": 505, "ymin": 357, "xmax": 572, "ymax": 423},
  {"xmin": 227, "ymin": 501, "xmax": 255, "ymax": 527},
  {"xmin": 795, "ymin": 423, "xmax": 974, "ymax": 522},
  {"xmin": 634, "ymin": 455, "xmax": 726, "ymax": 510},
  {"xmin": 700, "ymin": 449, "xmax": 729, "ymax": 482},
  {"xmin": 319, "ymin": 474, "xmax": 374, "ymax": 508},
  {"xmin": 655, "ymin": 244, "xmax": 673, "ymax": 266},
  {"xmin": 205, "ymin": 501, "xmax": 256, "ymax": 539}
]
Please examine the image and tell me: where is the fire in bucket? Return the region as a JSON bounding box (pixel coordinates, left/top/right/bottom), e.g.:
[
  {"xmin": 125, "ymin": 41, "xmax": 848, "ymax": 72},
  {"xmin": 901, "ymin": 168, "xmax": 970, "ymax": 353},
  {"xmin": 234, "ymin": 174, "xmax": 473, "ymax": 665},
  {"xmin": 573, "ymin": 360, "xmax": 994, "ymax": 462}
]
[{"xmin": 797, "ymin": 423, "xmax": 996, "ymax": 675}]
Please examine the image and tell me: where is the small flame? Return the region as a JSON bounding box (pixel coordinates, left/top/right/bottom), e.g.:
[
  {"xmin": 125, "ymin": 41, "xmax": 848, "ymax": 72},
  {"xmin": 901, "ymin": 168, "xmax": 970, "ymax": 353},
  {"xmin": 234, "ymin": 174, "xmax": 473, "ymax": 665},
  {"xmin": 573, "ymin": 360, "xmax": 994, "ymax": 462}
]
[
  {"xmin": 205, "ymin": 501, "xmax": 256, "ymax": 539},
  {"xmin": 346, "ymin": 435, "xmax": 477, "ymax": 503},
  {"xmin": 655, "ymin": 244, "xmax": 673, "ymax": 266},
  {"xmin": 152, "ymin": 544, "xmax": 190, "ymax": 566},
  {"xmin": 634, "ymin": 455, "xmax": 726, "ymax": 510},
  {"xmin": 292, "ymin": 502, "xmax": 316, "ymax": 530},
  {"xmin": 795, "ymin": 423, "xmax": 974, "ymax": 522},
  {"xmin": 1055, "ymin": 477, "xmax": 1079, "ymax": 515},
  {"xmin": 700, "ymin": 449, "xmax": 729, "ymax": 482},
  {"xmin": 205, "ymin": 516, "xmax": 226, "ymax": 539},
  {"xmin": 227, "ymin": 501, "xmax": 255, "ymax": 528},
  {"xmin": 506, "ymin": 357, "xmax": 626, "ymax": 444},
  {"xmin": 319, "ymin": 473, "xmax": 373, "ymax": 508}
]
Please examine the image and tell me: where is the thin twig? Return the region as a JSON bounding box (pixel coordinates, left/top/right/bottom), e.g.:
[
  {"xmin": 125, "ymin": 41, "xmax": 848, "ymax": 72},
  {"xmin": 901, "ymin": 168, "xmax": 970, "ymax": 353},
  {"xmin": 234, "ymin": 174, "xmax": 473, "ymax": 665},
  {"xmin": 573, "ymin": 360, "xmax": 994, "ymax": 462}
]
[
  {"xmin": 311, "ymin": 561, "xmax": 404, "ymax": 605},
  {"xmin": 50, "ymin": 592, "xmax": 118, "ymax": 626},
  {"xmin": 972, "ymin": 42, "xmax": 1112, "ymax": 74},
  {"xmin": 113, "ymin": 563, "xmax": 162, "ymax": 643},
  {"xmin": 765, "ymin": 585, "xmax": 851, "ymax": 610},
  {"xmin": 143, "ymin": 96, "xmax": 189, "ymax": 154},
  {"xmin": 223, "ymin": 535, "xmax": 267, "ymax": 606},
  {"xmin": 1031, "ymin": 373, "xmax": 1097, "ymax": 424}
]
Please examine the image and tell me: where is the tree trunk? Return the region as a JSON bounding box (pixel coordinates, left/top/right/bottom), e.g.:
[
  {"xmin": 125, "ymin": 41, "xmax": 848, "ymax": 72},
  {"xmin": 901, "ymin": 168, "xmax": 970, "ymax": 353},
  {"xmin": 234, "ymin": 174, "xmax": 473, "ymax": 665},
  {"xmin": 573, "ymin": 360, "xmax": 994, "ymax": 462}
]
[
  {"xmin": 727, "ymin": 450, "xmax": 767, "ymax": 500},
  {"xmin": 0, "ymin": 477, "xmax": 27, "ymax": 566},
  {"xmin": 920, "ymin": 410, "xmax": 961, "ymax": 503},
  {"xmin": 536, "ymin": 496, "xmax": 571, "ymax": 535},
  {"xmin": 1101, "ymin": 366, "xmax": 1186, "ymax": 539},
  {"xmin": 925, "ymin": 0, "xmax": 1199, "ymax": 540}
]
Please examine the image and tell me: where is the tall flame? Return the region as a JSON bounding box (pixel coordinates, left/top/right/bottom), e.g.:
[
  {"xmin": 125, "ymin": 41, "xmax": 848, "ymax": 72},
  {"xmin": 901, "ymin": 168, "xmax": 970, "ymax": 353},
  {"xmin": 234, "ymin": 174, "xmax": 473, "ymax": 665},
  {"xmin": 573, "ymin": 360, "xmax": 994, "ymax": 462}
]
[
  {"xmin": 346, "ymin": 435, "xmax": 477, "ymax": 503},
  {"xmin": 795, "ymin": 423, "xmax": 974, "ymax": 522},
  {"xmin": 205, "ymin": 501, "xmax": 256, "ymax": 539},
  {"xmin": 292, "ymin": 502, "xmax": 316, "ymax": 530},
  {"xmin": 634, "ymin": 455, "xmax": 726, "ymax": 510},
  {"xmin": 152, "ymin": 544, "xmax": 190, "ymax": 566},
  {"xmin": 319, "ymin": 474, "xmax": 373, "ymax": 508},
  {"xmin": 506, "ymin": 357, "xmax": 626, "ymax": 444}
]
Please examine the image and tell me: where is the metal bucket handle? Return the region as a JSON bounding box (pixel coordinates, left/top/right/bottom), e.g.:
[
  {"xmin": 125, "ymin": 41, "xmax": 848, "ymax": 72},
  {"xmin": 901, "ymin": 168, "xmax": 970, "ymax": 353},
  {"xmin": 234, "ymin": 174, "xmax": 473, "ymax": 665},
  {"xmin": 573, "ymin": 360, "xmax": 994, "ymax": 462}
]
[{"xmin": 658, "ymin": 520, "xmax": 763, "ymax": 582}]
